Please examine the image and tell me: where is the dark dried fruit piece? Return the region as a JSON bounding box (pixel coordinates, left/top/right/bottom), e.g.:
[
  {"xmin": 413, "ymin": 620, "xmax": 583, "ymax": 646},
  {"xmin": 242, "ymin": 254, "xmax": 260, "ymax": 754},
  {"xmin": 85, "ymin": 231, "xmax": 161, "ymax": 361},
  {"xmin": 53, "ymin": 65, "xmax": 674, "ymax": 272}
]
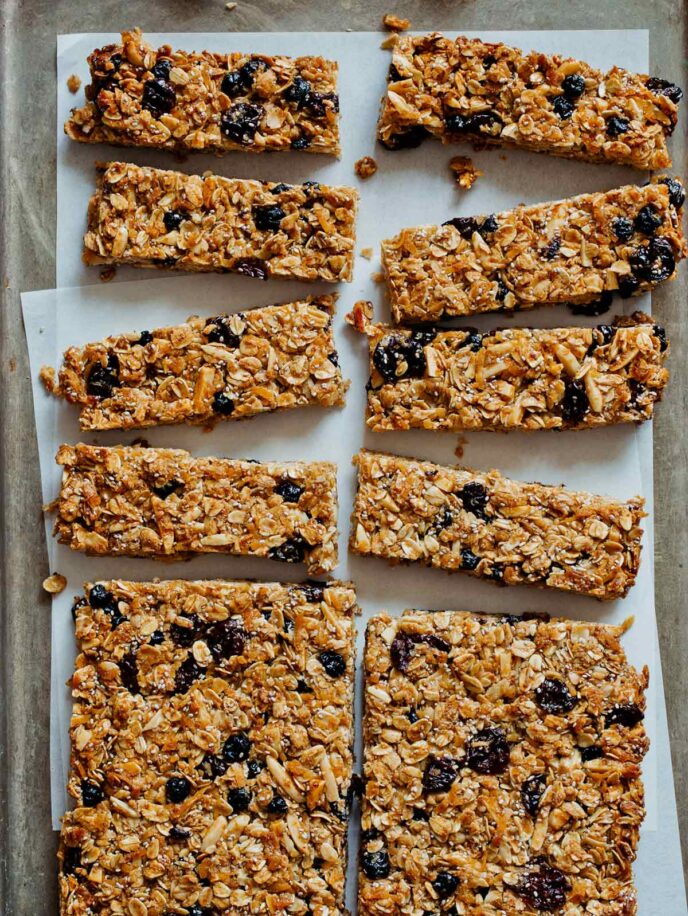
[
  {"xmin": 390, "ymin": 632, "xmax": 415, "ymax": 673},
  {"xmin": 253, "ymin": 204, "xmax": 286, "ymax": 232},
  {"xmin": 234, "ymin": 257, "xmax": 268, "ymax": 280},
  {"xmin": 298, "ymin": 580, "xmax": 326, "ymax": 602},
  {"xmin": 460, "ymin": 548, "xmax": 480, "ymax": 570},
  {"xmin": 430, "ymin": 506, "xmax": 453, "ymax": 533},
  {"xmin": 267, "ymin": 793, "xmax": 288, "ymax": 814},
  {"xmin": 580, "ymin": 745, "xmax": 604, "ymax": 761},
  {"xmin": 142, "ymin": 78, "xmax": 176, "ymax": 117},
  {"xmin": 86, "ymin": 353, "xmax": 120, "ymax": 399},
  {"xmin": 89, "ymin": 583, "xmax": 113, "ymax": 608},
  {"xmin": 521, "ymin": 774, "xmax": 547, "ymax": 816},
  {"xmin": 552, "ymin": 95, "xmax": 575, "ymax": 119},
  {"xmin": 152, "ymin": 60, "xmax": 171, "ymax": 80},
  {"xmin": 169, "ymin": 825, "xmax": 191, "ymax": 840},
  {"xmin": 543, "ymin": 238, "xmax": 561, "ymax": 259},
  {"xmin": 223, "ymin": 731, "xmax": 251, "ymax": 762},
  {"xmin": 617, "ymin": 273, "xmax": 640, "ymax": 298},
  {"xmin": 151, "ymin": 479, "xmax": 183, "ymax": 499},
  {"xmin": 246, "ymin": 759, "xmax": 265, "ymax": 778},
  {"xmin": 480, "ymin": 214, "xmax": 499, "ymax": 234},
  {"xmin": 612, "ymin": 216, "xmax": 634, "ymax": 241},
  {"xmin": 561, "ymin": 73, "xmax": 585, "ymax": 98},
  {"xmin": 457, "ymin": 482, "xmax": 489, "ymax": 521},
  {"xmin": 446, "ymin": 111, "xmax": 503, "ymax": 136},
  {"xmin": 513, "ymin": 860, "xmax": 570, "ymax": 912},
  {"xmin": 653, "ymin": 324, "xmax": 668, "ymax": 352},
  {"xmin": 174, "ymin": 655, "xmax": 205, "ymax": 694},
  {"xmin": 275, "ymin": 480, "xmax": 304, "ymax": 503},
  {"xmin": 220, "ymin": 101, "xmax": 264, "ymax": 144},
  {"xmin": 296, "ymin": 678, "xmax": 313, "ymax": 694},
  {"xmin": 119, "ymin": 650, "xmax": 140, "ymax": 694},
  {"xmin": 268, "ymin": 535, "xmax": 309, "ymax": 564},
  {"xmin": 659, "ymin": 176, "xmax": 685, "ymax": 209},
  {"xmin": 432, "ymin": 872, "xmax": 459, "ymax": 899},
  {"xmin": 305, "ymin": 91, "xmax": 339, "ymax": 118},
  {"xmin": 205, "ymin": 618, "xmax": 247, "ymax": 662},
  {"xmin": 220, "ymin": 70, "xmax": 243, "ymax": 98},
  {"xmin": 606, "ymin": 116, "xmax": 630, "ymax": 137},
  {"xmin": 534, "ymin": 678, "xmax": 578, "ymax": 714},
  {"xmin": 634, "ymin": 204, "xmax": 662, "ymax": 235},
  {"xmin": 170, "ymin": 615, "xmax": 200, "ymax": 648},
  {"xmin": 284, "ymin": 75, "xmax": 311, "ymax": 106},
  {"xmin": 166, "ymin": 776, "xmax": 191, "ymax": 803},
  {"xmin": 423, "ymin": 756, "xmax": 459, "ymax": 793},
  {"xmin": 205, "ymin": 315, "xmax": 242, "ymax": 348},
  {"xmin": 291, "ymin": 132, "xmax": 311, "ymax": 150},
  {"xmin": 227, "ymin": 787, "xmax": 252, "ymax": 812},
  {"xmin": 412, "ymin": 806, "xmax": 429, "ymax": 821},
  {"xmin": 212, "ymin": 392, "xmax": 235, "ymax": 415},
  {"xmin": 163, "ymin": 209, "xmax": 185, "ymax": 232},
  {"xmin": 149, "ymin": 630, "xmax": 164, "ymax": 645},
  {"xmin": 380, "ymin": 125, "xmax": 430, "ymax": 150},
  {"xmin": 373, "ymin": 334, "xmax": 429, "ymax": 383},
  {"xmin": 605, "ymin": 702, "xmax": 644, "ymax": 727},
  {"xmin": 585, "ymin": 324, "xmax": 615, "ymax": 356},
  {"xmin": 81, "ymin": 780, "xmax": 104, "ymax": 807},
  {"xmin": 137, "ymin": 330, "xmax": 153, "ymax": 346},
  {"xmin": 62, "ymin": 846, "xmax": 82, "ymax": 875},
  {"xmin": 570, "ymin": 290, "xmax": 614, "ymax": 316},
  {"xmin": 465, "ymin": 726, "xmax": 510, "ymax": 774},
  {"xmin": 319, "ymin": 650, "xmax": 346, "ymax": 678},
  {"xmin": 443, "ymin": 216, "xmax": 478, "ymax": 239},
  {"xmin": 361, "ymin": 849, "xmax": 391, "ymax": 880},
  {"xmin": 646, "ymin": 77, "xmax": 683, "ymax": 104},
  {"xmin": 560, "ymin": 379, "xmax": 589, "ymax": 425},
  {"xmin": 630, "ymin": 236, "xmax": 676, "ymax": 283}
]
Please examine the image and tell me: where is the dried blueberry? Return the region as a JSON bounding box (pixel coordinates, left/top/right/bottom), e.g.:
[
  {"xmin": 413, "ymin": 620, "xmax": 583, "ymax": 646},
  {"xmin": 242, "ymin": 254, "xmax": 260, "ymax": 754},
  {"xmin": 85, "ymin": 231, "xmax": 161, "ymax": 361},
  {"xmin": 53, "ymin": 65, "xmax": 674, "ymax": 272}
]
[
  {"xmin": 234, "ymin": 257, "xmax": 268, "ymax": 280},
  {"xmin": 268, "ymin": 535, "xmax": 309, "ymax": 564},
  {"xmin": 271, "ymin": 183, "xmax": 292, "ymax": 195},
  {"xmin": 253, "ymin": 204, "xmax": 286, "ymax": 232},
  {"xmin": 388, "ymin": 63, "xmax": 403, "ymax": 81},
  {"xmin": 560, "ymin": 379, "xmax": 589, "ymax": 425},
  {"xmin": 631, "ymin": 236, "xmax": 676, "ymax": 283},
  {"xmin": 119, "ymin": 650, "xmax": 140, "ymax": 694},
  {"xmin": 646, "ymin": 77, "xmax": 683, "ymax": 104},
  {"xmin": 412, "ymin": 806, "xmax": 429, "ymax": 821},
  {"xmin": 460, "ymin": 548, "xmax": 480, "ymax": 571},
  {"xmin": 298, "ymin": 580, "xmax": 326, "ymax": 602},
  {"xmin": 151, "ymin": 59, "xmax": 171, "ymax": 80},
  {"xmin": 570, "ymin": 290, "xmax": 614, "ymax": 316},
  {"xmin": 81, "ymin": 780, "xmax": 104, "ymax": 807},
  {"xmin": 305, "ymin": 91, "xmax": 339, "ymax": 118},
  {"xmin": 457, "ymin": 482, "xmax": 489, "ymax": 521},
  {"xmin": 361, "ymin": 850, "xmax": 391, "ymax": 880},
  {"xmin": 552, "ymin": 95, "xmax": 575, "ymax": 119},
  {"xmin": 659, "ymin": 176, "xmax": 685, "ymax": 209},
  {"xmin": 62, "ymin": 846, "xmax": 82, "ymax": 875},
  {"xmin": 166, "ymin": 777, "xmax": 191, "ymax": 803},
  {"xmin": 138, "ymin": 330, "xmax": 153, "ymax": 346},
  {"xmin": 605, "ymin": 703, "xmax": 644, "ymax": 728},
  {"xmin": 246, "ymin": 759, "xmax": 264, "ymax": 778},
  {"xmin": 86, "ymin": 353, "xmax": 120, "ymax": 399},
  {"xmin": 221, "ymin": 70, "xmax": 243, "ymax": 98},
  {"xmin": 275, "ymin": 480, "xmax": 304, "ymax": 503},
  {"xmin": 561, "ymin": 74, "xmax": 585, "ymax": 98},
  {"xmin": 586, "ymin": 324, "xmax": 615, "ymax": 356},
  {"xmin": 634, "ymin": 204, "xmax": 662, "ymax": 235},
  {"xmin": 468, "ymin": 111, "xmax": 503, "ymax": 135},
  {"xmin": 480, "ymin": 214, "xmax": 499, "ymax": 234},
  {"xmin": 430, "ymin": 506, "xmax": 453, "ymax": 534},
  {"xmin": 205, "ymin": 618, "xmax": 247, "ymax": 662},
  {"xmin": 373, "ymin": 334, "xmax": 425, "ymax": 383},
  {"xmin": 174, "ymin": 655, "xmax": 205, "ymax": 694},
  {"xmin": 653, "ymin": 324, "xmax": 668, "ymax": 352},
  {"xmin": 291, "ymin": 132, "xmax": 311, "ymax": 150},
  {"xmin": 407, "ymin": 707, "xmax": 419, "ymax": 723},
  {"xmin": 205, "ymin": 315, "xmax": 242, "ymax": 348},
  {"xmin": 201, "ymin": 753, "xmax": 228, "ymax": 779},
  {"xmin": 580, "ymin": 745, "xmax": 604, "ymax": 761},
  {"xmin": 238, "ymin": 57, "xmax": 268, "ymax": 89},
  {"xmin": 169, "ymin": 825, "xmax": 191, "ymax": 840},
  {"xmin": 328, "ymin": 351, "xmax": 339, "ymax": 366},
  {"xmin": 151, "ymin": 479, "xmax": 183, "ymax": 499},
  {"xmin": 423, "ymin": 756, "xmax": 459, "ymax": 793},
  {"xmin": 617, "ymin": 273, "xmax": 640, "ymax": 298},
  {"xmin": 267, "ymin": 793, "xmax": 288, "ymax": 814},
  {"xmin": 212, "ymin": 392, "xmax": 235, "ymax": 415},
  {"xmin": 628, "ymin": 379, "xmax": 646, "ymax": 408},
  {"xmin": 380, "ymin": 126, "xmax": 430, "ymax": 150},
  {"xmin": 443, "ymin": 216, "xmax": 478, "ymax": 239},
  {"xmin": 142, "ymin": 78, "xmax": 176, "ymax": 117},
  {"xmin": 284, "ymin": 76, "xmax": 311, "ymax": 106},
  {"xmin": 534, "ymin": 678, "xmax": 578, "ymax": 714},
  {"xmin": 521, "ymin": 774, "xmax": 547, "ymax": 816},
  {"xmin": 612, "ymin": 217, "xmax": 634, "ymax": 241},
  {"xmin": 483, "ymin": 54, "xmax": 496, "ymax": 68},
  {"xmin": 543, "ymin": 238, "xmax": 561, "ymax": 259},
  {"xmin": 227, "ymin": 787, "xmax": 252, "ymax": 812},
  {"xmin": 149, "ymin": 630, "xmax": 164, "ymax": 645},
  {"xmin": 163, "ymin": 209, "xmax": 185, "ymax": 232},
  {"xmin": 89, "ymin": 584, "xmax": 113, "ymax": 609},
  {"xmin": 220, "ymin": 102, "xmax": 264, "ymax": 144},
  {"xmin": 495, "ymin": 279, "xmax": 509, "ymax": 302},
  {"xmin": 432, "ymin": 872, "xmax": 459, "ymax": 899},
  {"xmin": 460, "ymin": 330, "xmax": 484, "ymax": 351},
  {"xmin": 390, "ymin": 632, "xmax": 415, "ymax": 673},
  {"xmin": 513, "ymin": 860, "xmax": 570, "ymax": 912},
  {"xmin": 223, "ymin": 732, "xmax": 251, "ymax": 763},
  {"xmin": 170, "ymin": 616, "xmax": 200, "ymax": 648},
  {"xmin": 319, "ymin": 650, "xmax": 346, "ymax": 678},
  {"xmin": 465, "ymin": 726, "xmax": 510, "ymax": 775},
  {"xmin": 606, "ymin": 116, "xmax": 630, "ymax": 137},
  {"xmin": 186, "ymin": 906, "xmax": 213, "ymax": 916},
  {"xmin": 296, "ymin": 678, "xmax": 313, "ymax": 693}
]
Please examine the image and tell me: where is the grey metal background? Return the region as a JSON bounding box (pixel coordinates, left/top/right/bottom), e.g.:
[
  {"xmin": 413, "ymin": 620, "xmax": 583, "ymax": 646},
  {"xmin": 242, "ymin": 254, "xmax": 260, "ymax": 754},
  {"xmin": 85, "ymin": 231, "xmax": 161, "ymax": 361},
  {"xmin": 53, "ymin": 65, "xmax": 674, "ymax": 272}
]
[{"xmin": 1, "ymin": 2, "xmax": 685, "ymax": 912}]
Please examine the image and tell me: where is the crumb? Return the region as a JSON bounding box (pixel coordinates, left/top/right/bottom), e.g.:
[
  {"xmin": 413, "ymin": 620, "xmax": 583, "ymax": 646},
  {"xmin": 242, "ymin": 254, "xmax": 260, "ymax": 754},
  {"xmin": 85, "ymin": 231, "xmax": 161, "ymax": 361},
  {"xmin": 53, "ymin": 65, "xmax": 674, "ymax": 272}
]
[
  {"xmin": 373, "ymin": 272, "xmax": 385, "ymax": 283},
  {"xmin": 499, "ymin": 154, "xmax": 508, "ymax": 161},
  {"xmin": 383, "ymin": 13, "xmax": 410, "ymax": 30},
  {"xmin": 454, "ymin": 435, "xmax": 469, "ymax": 460},
  {"xmin": 225, "ymin": 1, "xmax": 237, "ymax": 8},
  {"xmin": 346, "ymin": 300, "xmax": 374, "ymax": 332},
  {"xmin": 99, "ymin": 266, "xmax": 116, "ymax": 283},
  {"xmin": 39, "ymin": 365, "xmax": 56, "ymax": 392},
  {"xmin": 43, "ymin": 573, "xmax": 67, "ymax": 595},
  {"xmin": 355, "ymin": 156, "xmax": 378, "ymax": 180},
  {"xmin": 380, "ymin": 35, "xmax": 399, "ymax": 50},
  {"xmin": 9, "ymin": 357, "xmax": 16, "ymax": 373},
  {"xmin": 449, "ymin": 156, "xmax": 483, "ymax": 190},
  {"xmin": 360, "ymin": 247, "xmax": 373, "ymax": 260},
  {"xmin": 67, "ymin": 73, "xmax": 81, "ymax": 94},
  {"xmin": 130, "ymin": 436, "xmax": 151, "ymax": 448}
]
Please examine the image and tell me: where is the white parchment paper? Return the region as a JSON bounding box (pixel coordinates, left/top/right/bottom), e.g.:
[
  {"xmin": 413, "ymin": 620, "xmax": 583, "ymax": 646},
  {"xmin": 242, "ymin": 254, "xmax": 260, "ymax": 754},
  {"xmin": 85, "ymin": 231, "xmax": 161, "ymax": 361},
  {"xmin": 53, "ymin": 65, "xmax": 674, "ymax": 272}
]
[{"xmin": 22, "ymin": 28, "xmax": 688, "ymax": 912}]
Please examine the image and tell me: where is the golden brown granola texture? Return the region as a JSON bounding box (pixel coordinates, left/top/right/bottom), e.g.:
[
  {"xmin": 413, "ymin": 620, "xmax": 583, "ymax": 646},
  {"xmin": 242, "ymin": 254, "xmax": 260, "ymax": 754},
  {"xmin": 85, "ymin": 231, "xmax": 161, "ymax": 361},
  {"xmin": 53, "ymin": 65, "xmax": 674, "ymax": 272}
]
[
  {"xmin": 350, "ymin": 450, "xmax": 644, "ymax": 600},
  {"xmin": 360, "ymin": 610, "xmax": 648, "ymax": 915},
  {"xmin": 59, "ymin": 578, "xmax": 357, "ymax": 915},
  {"xmin": 43, "ymin": 295, "xmax": 348, "ymax": 431},
  {"xmin": 382, "ymin": 179, "xmax": 686, "ymax": 323},
  {"xmin": 347, "ymin": 305, "xmax": 669, "ymax": 432},
  {"xmin": 65, "ymin": 28, "xmax": 340, "ymax": 156},
  {"xmin": 378, "ymin": 32, "xmax": 682, "ymax": 170},
  {"xmin": 53, "ymin": 444, "xmax": 339, "ymax": 574},
  {"xmin": 83, "ymin": 162, "xmax": 358, "ymax": 282}
]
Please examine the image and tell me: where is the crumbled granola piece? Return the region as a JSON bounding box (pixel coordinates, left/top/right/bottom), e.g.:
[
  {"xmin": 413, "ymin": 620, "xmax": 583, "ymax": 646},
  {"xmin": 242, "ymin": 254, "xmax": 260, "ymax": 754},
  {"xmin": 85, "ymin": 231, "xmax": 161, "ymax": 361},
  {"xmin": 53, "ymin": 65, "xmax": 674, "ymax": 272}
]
[
  {"xmin": 66, "ymin": 74, "xmax": 81, "ymax": 94},
  {"xmin": 98, "ymin": 266, "xmax": 116, "ymax": 283},
  {"xmin": 355, "ymin": 156, "xmax": 378, "ymax": 179},
  {"xmin": 360, "ymin": 247, "xmax": 373, "ymax": 259},
  {"xmin": 225, "ymin": 1, "xmax": 237, "ymax": 8},
  {"xmin": 60, "ymin": 578, "xmax": 357, "ymax": 914},
  {"xmin": 449, "ymin": 154, "xmax": 482, "ymax": 189},
  {"xmin": 360, "ymin": 610, "xmax": 648, "ymax": 914},
  {"xmin": 378, "ymin": 32, "xmax": 682, "ymax": 169},
  {"xmin": 43, "ymin": 573, "xmax": 67, "ymax": 594},
  {"xmin": 350, "ymin": 449, "xmax": 645, "ymax": 599},
  {"xmin": 83, "ymin": 162, "xmax": 358, "ymax": 283},
  {"xmin": 382, "ymin": 13, "xmax": 410, "ymax": 31}
]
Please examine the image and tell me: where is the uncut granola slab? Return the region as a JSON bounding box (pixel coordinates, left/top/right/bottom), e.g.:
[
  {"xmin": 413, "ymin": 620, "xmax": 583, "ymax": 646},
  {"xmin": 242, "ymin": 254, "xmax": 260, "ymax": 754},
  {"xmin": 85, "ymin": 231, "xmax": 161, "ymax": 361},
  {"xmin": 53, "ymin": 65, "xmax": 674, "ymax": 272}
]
[
  {"xmin": 59, "ymin": 578, "xmax": 357, "ymax": 915},
  {"xmin": 42, "ymin": 295, "xmax": 348, "ymax": 431},
  {"xmin": 348, "ymin": 303, "xmax": 668, "ymax": 432},
  {"xmin": 83, "ymin": 161, "xmax": 358, "ymax": 282},
  {"xmin": 382, "ymin": 178, "xmax": 686, "ymax": 323},
  {"xmin": 361, "ymin": 610, "xmax": 648, "ymax": 915},
  {"xmin": 378, "ymin": 31, "xmax": 682, "ymax": 170},
  {"xmin": 52, "ymin": 444, "xmax": 339, "ymax": 574},
  {"xmin": 65, "ymin": 28, "xmax": 341, "ymax": 156},
  {"xmin": 350, "ymin": 450, "xmax": 644, "ymax": 599}
]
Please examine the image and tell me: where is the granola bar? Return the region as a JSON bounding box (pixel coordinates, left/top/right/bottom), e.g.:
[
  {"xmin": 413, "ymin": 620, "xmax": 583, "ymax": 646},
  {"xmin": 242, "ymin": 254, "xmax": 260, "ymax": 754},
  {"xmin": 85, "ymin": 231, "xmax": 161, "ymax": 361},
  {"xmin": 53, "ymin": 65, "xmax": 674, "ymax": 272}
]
[
  {"xmin": 59, "ymin": 578, "xmax": 357, "ymax": 915},
  {"xmin": 52, "ymin": 444, "xmax": 339, "ymax": 574},
  {"xmin": 65, "ymin": 28, "xmax": 340, "ymax": 156},
  {"xmin": 83, "ymin": 161, "xmax": 358, "ymax": 282},
  {"xmin": 42, "ymin": 295, "xmax": 348, "ymax": 431},
  {"xmin": 348, "ymin": 303, "xmax": 668, "ymax": 432},
  {"xmin": 350, "ymin": 450, "xmax": 644, "ymax": 599},
  {"xmin": 361, "ymin": 609, "xmax": 648, "ymax": 915},
  {"xmin": 378, "ymin": 32, "xmax": 682, "ymax": 170},
  {"xmin": 384, "ymin": 178, "xmax": 686, "ymax": 323}
]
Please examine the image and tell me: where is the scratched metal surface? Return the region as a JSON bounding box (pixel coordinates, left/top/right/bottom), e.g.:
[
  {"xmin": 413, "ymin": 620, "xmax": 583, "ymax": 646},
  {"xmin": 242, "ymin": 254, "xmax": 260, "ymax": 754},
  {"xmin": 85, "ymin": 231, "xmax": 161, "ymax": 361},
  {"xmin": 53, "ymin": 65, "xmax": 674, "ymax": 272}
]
[{"xmin": 0, "ymin": 1, "xmax": 686, "ymax": 912}]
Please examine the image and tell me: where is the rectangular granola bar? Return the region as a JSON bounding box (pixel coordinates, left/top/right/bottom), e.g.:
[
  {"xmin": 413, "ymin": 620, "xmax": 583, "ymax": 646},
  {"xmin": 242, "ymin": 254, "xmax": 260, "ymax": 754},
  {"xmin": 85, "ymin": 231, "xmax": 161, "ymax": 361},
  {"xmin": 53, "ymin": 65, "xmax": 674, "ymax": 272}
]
[
  {"xmin": 66, "ymin": 28, "xmax": 341, "ymax": 155},
  {"xmin": 378, "ymin": 31, "xmax": 682, "ymax": 170},
  {"xmin": 52, "ymin": 443, "xmax": 339, "ymax": 574},
  {"xmin": 361, "ymin": 609, "xmax": 648, "ymax": 915},
  {"xmin": 59, "ymin": 578, "xmax": 357, "ymax": 915},
  {"xmin": 348, "ymin": 303, "xmax": 668, "ymax": 431},
  {"xmin": 382, "ymin": 178, "xmax": 686, "ymax": 323},
  {"xmin": 42, "ymin": 295, "xmax": 348, "ymax": 431},
  {"xmin": 83, "ymin": 161, "xmax": 358, "ymax": 282},
  {"xmin": 350, "ymin": 449, "xmax": 644, "ymax": 599}
]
